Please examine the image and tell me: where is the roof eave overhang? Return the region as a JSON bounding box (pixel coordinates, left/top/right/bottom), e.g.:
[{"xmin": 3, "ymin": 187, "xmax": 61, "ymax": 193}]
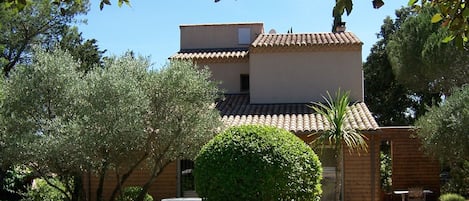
[{"xmin": 249, "ymin": 44, "xmax": 362, "ymax": 54}]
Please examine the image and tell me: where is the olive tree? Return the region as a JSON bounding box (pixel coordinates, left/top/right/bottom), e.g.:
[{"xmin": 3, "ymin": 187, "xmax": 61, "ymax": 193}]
[
  {"xmin": 71, "ymin": 53, "xmax": 151, "ymax": 201},
  {"xmin": 415, "ymin": 86, "xmax": 469, "ymax": 164},
  {"xmin": 0, "ymin": 47, "xmax": 84, "ymax": 201},
  {"xmin": 131, "ymin": 60, "xmax": 221, "ymax": 201},
  {"xmin": 0, "ymin": 48, "xmax": 221, "ymax": 201},
  {"xmin": 415, "ymin": 86, "xmax": 469, "ymax": 195}
]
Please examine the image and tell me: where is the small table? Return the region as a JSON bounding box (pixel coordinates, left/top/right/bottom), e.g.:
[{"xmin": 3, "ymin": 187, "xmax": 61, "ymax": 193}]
[{"xmin": 393, "ymin": 190, "xmax": 433, "ymax": 201}]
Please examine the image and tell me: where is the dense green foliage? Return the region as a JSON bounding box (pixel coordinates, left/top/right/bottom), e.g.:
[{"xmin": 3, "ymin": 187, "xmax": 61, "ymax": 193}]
[
  {"xmin": 1, "ymin": 47, "xmax": 82, "ymax": 173},
  {"xmin": 439, "ymin": 193, "xmax": 466, "ymax": 201},
  {"xmin": 379, "ymin": 142, "xmax": 392, "ymax": 192},
  {"xmin": 363, "ymin": 8, "xmax": 414, "ymax": 126},
  {"xmin": 133, "ymin": 58, "xmax": 221, "ymax": 201},
  {"xmin": 23, "ymin": 177, "xmax": 69, "ymax": 201},
  {"xmin": 441, "ymin": 160, "xmax": 469, "ymax": 197},
  {"xmin": 116, "ymin": 186, "xmax": 153, "ymax": 201},
  {"xmin": 0, "ymin": 48, "xmax": 221, "ymax": 201},
  {"xmin": 387, "ymin": 6, "xmax": 469, "ymax": 95},
  {"xmin": 195, "ymin": 125, "xmax": 322, "ymax": 201},
  {"xmin": 0, "ymin": 47, "xmax": 112, "ymax": 201},
  {"xmin": 415, "ymin": 85, "xmax": 469, "ymax": 196},
  {"xmin": 0, "ymin": 0, "xmax": 105, "ymax": 76},
  {"xmin": 415, "ymin": 85, "xmax": 469, "ymax": 163},
  {"xmin": 58, "ymin": 27, "xmax": 106, "ymax": 73},
  {"xmin": 408, "ymin": 0, "xmax": 469, "ymax": 48},
  {"xmin": 0, "ymin": 0, "xmax": 128, "ymax": 11},
  {"xmin": 0, "ymin": 165, "xmax": 33, "ymax": 200},
  {"xmin": 364, "ymin": 7, "xmax": 445, "ymax": 125}
]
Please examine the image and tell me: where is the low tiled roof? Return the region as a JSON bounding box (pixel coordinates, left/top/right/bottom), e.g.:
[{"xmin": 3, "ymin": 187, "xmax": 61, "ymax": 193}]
[
  {"xmin": 170, "ymin": 48, "xmax": 249, "ymax": 60},
  {"xmin": 251, "ymin": 32, "xmax": 362, "ymax": 48},
  {"xmin": 216, "ymin": 94, "xmax": 379, "ymax": 133}
]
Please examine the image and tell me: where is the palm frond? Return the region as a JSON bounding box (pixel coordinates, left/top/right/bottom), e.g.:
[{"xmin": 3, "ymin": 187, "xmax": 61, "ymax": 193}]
[{"xmin": 308, "ymin": 89, "xmax": 368, "ymax": 153}]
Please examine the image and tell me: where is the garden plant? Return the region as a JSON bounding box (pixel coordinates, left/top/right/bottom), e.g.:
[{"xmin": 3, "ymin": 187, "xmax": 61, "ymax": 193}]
[{"xmin": 195, "ymin": 125, "xmax": 322, "ymax": 201}]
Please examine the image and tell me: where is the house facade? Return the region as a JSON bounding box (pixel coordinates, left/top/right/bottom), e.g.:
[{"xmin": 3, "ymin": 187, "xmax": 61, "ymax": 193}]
[
  {"xmin": 83, "ymin": 22, "xmax": 441, "ymax": 201},
  {"xmin": 171, "ymin": 22, "xmax": 377, "ymax": 201},
  {"xmin": 172, "ymin": 22, "xmax": 364, "ymax": 103}
]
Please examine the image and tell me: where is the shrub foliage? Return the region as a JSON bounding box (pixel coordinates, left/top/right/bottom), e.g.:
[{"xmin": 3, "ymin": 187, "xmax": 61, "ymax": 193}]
[
  {"xmin": 439, "ymin": 193, "xmax": 466, "ymax": 201},
  {"xmin": 116, "ymin": 186, "xmax": 153, "ymax": 201},
  {"xmin": 194, "ymin": 125, "xmax": 322, "ymax": 201}
]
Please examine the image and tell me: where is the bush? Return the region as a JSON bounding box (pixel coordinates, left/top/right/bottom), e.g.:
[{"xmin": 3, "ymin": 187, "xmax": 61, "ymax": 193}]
[
  {"xmin": 1, "ymin": 165, "xmax": 34, "ymax": 200},
  {"xmin": 23, "ymin": 178, "xmax": 67, "ymax": 201},
  {"xmin": 194, "ymin": 125, "xmax": 322, "ymax": 201},
  {"xmin": 439, "ymin": 193, "xmax": 466, "ymax": 201},
  {"xmin": 116, "ymin": 186, "xmax": 153, "ymax": 201},
  {"xmin": 441, "ymin": 160, "xmax": 469, "ymax": 197}
]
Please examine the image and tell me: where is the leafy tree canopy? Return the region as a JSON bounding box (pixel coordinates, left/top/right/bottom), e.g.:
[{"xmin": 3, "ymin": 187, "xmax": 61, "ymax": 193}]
[
  {"xmin": 364, "ymin": 7, "xmax": 443, "ymax": 125},
  {"xmin": 415, "ymin": 85, "xmax": 469, "ymax": 164},
  {"xmin": 0, "ymin": 47, "xmax": 84, "ymax": 201},
  {"xmin": 0, "ymin": 48, "xmax": 221, "ymax": 201},
  {"xmin": 59, "ymin": 27, "xmax": 106, "ymax": 73},
  {"xmin": 0, "ymin": 0, "xmax": 105, "ymax": 76},
  {"xmin": 364, "ymin": 8, "xmax": 414, "ymax": 126},
  {"xmin": 387, "ymin": 6, "xmax": 469, "ymax": 95},
  {"xmin": 408, "ymin": 0, "xmax": 469, "ymax": 48},
  {"xmin": 0, "ymin": 0, "xmax": 129, "ymax": 11}
]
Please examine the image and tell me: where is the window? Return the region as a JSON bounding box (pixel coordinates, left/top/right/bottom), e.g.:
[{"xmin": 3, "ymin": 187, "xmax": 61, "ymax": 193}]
[
  {"xmin": 179, "ymin": 160, "xmax": 196, "ymax": 197},
  {"xmin": 312, "ymin": 147, "xmax": 336, "ymax": 201},
  {"xmin": 238, "ymin": 28, "xmax": 251, "ymax": 44},
  {"xmin": 240, "ymin": 74, "xmax": 250, "ymax": 92}
]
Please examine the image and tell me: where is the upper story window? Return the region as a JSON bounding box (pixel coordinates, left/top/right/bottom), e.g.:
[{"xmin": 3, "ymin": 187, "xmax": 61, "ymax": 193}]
[
  {"xmin": 238, "ymin": 28, "xmax": 251, "ymax": 45},
  {"xmin": 240, "ymin": 74, "xmax": 250, "ymax": 92}
]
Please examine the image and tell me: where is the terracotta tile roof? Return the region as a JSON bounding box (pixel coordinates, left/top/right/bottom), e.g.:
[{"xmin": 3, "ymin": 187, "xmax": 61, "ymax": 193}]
[
  {"xmin": 216, "ymin": 94, "xmax": 379, "ymax": 133},
  {"xmin": 251, "ymin": 32, "xmax": 362, "ymax": 48},
  {"xmin": 170, "ymin": 48, "xmax": 249, "ymax": 60}
]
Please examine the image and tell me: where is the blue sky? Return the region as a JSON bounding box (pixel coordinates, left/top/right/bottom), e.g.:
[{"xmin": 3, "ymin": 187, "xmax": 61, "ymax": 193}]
[{"xmin": 78, "ymin": 0, "xmax": 408, "ymax": 69}]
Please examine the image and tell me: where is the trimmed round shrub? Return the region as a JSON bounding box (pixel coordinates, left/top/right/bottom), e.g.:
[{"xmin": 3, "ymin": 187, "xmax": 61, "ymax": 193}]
[
  {"xmin": 439, "ymin": 193, "xmax": 466, "ymax": 201},
  {"xmin": 116, "ymin": 186, "xmax": 153, "ymax": 201},
  {"xmin": 194, "ymin": 125, "xmax": 322, "ymax": 201}
]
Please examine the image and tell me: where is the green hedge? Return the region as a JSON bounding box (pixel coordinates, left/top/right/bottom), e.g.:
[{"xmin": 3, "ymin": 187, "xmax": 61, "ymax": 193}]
[
  {"xmin": 194, "ymin": 125, "xmax": 322, "ymax": 201},
  {"xmin": 439, "ymin": 193, "xmax": 466, "ymax": 201},
  {"xmin": 115, "ymin": 186, "xmax": 153, "ymax": 201}
]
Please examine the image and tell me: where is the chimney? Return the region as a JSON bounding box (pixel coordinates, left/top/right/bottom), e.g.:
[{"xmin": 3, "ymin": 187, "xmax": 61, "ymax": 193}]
[{"xmin": 335, "ymin": 22, "xmax": 346, "ymax": 33}]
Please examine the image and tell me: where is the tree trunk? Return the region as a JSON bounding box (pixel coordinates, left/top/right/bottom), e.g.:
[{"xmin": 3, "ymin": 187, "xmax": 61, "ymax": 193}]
[
  {"xmin": 108, "ymin": 153, "xmax": 147, "ymax": 201},
  {"xmin": 96, "ymin": 162, "xmax": 108, "ymax": 201},
  {"xmin": 71, "ymin": 174, "xmax": 85, "ymax": 201},
  {"xmin": 335, "ymin": 145, "xmax": 344, "ymax": 201},
  {"xmin": 135, "ymin": 162, "xmax": 170, "ymax": 201}
]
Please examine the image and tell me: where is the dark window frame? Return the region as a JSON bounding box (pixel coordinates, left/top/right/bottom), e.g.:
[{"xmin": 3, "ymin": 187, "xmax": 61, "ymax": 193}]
[{"xmin": 240, "ymin": 74, "xmax": 249, "ymax": 92}]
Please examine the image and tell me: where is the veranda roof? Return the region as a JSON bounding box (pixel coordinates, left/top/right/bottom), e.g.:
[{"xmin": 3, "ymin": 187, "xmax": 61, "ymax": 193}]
[{"xmin": 215, "ymin": 94, "xmax": 379, "ymax": 133}]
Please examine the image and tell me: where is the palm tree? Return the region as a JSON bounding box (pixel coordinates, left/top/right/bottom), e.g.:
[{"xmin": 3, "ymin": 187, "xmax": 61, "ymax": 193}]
[{"xmin": 309, "ymin": 90, "xmax": 368, "ymax": 201}]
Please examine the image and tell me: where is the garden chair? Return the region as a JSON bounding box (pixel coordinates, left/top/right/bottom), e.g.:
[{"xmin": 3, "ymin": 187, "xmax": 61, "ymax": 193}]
[{"xmin": 407, "ymin": 187, "xmax": 425, "ymax": 201}]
